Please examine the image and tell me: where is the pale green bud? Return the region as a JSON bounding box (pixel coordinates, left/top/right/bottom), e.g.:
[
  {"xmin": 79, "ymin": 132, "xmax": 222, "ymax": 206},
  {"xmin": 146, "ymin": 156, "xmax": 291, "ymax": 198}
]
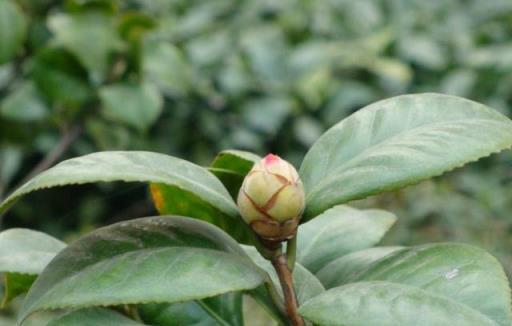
[{"xmin": 237, "ymin": 154, "xmax": 305, "ymax": 241}]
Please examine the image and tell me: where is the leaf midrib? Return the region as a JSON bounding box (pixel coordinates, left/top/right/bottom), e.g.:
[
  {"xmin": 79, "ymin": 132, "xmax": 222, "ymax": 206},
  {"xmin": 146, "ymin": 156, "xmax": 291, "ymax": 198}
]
[
  {"xmin": 23, "ymin": 247, "xmax": 263, "ymax": 317},
  {"xmin": 324, "ymin": 244, "xmax": 512, "ymax": 325},
  {"xmin": 306, "ymin": 117, "xmax": 512, "ymax": 201},
  {"xmin": 1, "ymin": 151, "xmax": 238, "ymax": 216},
  {"xmin": 385, "ymin": 281, "xmax": 502, "ymax": 326},
  {"xmin": 301, "ymin": 280, "xmax": 501, "ymax": 326},
  {"xmin": 196, "ymin": 300, "xmax": 233, "ymax": 326}
]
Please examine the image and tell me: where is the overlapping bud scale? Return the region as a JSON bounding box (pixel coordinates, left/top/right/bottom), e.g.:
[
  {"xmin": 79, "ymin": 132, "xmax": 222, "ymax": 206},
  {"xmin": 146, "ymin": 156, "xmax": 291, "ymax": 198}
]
[{"xmin": 237, "ymin": 154, "xmax": 305, "ymax": 241}]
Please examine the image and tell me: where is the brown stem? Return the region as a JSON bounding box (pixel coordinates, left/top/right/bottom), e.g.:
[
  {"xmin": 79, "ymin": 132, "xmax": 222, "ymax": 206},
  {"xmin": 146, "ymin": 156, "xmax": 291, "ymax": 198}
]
[
  {"xmin": 16, "ymin": 125, "xmax": 81, "ymax": 187},
  {"xmin": 271, "ymin": 253, "xmax": 305, "ymax": 326}
]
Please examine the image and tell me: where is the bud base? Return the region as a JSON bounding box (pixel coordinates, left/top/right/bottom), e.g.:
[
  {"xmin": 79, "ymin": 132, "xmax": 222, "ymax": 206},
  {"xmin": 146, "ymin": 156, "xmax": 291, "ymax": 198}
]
[{"xmin": 250, "ymin": 217, "xmax": 299, "ymax": 243}]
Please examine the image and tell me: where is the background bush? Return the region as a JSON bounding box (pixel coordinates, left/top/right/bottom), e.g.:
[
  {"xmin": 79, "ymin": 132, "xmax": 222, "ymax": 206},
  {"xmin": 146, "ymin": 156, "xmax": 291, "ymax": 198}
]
[{"xmin": 1, "ymin": 0, "xmax": 512, "ymax": 282}]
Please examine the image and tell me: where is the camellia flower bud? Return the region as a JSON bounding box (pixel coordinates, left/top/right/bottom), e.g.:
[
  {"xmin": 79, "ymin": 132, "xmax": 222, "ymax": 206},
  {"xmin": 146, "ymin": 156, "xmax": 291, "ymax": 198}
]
[{"xmin": 237, "ymin": 154, "xmax": 305, "ymax": 241}]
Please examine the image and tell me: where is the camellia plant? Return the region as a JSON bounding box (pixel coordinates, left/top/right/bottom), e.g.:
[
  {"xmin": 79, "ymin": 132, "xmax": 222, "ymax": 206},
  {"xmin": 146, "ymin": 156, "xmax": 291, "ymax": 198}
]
[{"xmin": 1, "ymin": 93, "xmax": 512, "ymax": 325}]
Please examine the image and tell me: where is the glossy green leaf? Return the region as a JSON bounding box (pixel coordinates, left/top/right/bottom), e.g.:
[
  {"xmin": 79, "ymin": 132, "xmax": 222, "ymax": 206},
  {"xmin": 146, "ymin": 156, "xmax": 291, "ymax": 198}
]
[
  {"xmin": 300, "ymin": 93, "xmax": 512, "ymax": 219},
  {"xmin": 199, "ymin": 294, "xmax": 244, "ymax": 326},
  {"xmin": 99, "ymin": 83, "xmax": 163, "ymax": 131},
  {"xmin": 299, "ymin": 281, "xmax": 499, "ymax": 326},
  {"xmin": 0, "ymin": 228, "xmax": 66, "ymax": 275},
  {"xmin": 297, "ymin": 205, "xmax": 396, "ymax": 273},
  {"xmin": 47, "ymin": 308, "xmax": 145, "ymax": 326},
  {"xmin": 139, "ymin": 282, "xmax": 244, "ymax": 325},
  {"xmin": 0, "ymin": 0, "xmax": 27, "ymax": 64},
  {"xmin": 243, "ymin": 246, "xmax": 324, "ymax": 305},
  {"xmin": 319, "ymin": 243, "xmax": 511, "ymax": 325},
  {"xmin": 209, "ymin": 150, "xmax": 260, "ymax": 199},
  {"xmin": 0, "ymin": 311, "xmax": 56, "ymax": 326},
  {"xmin": 0, "ymin": 151, "xmax": 238, "ymax": 219},
  {"xmin": 207, "ymin": 169, "xmax": 244, "ymax": 201},
  {"xmin": 139, "ymin": 302, "xmax": 215, "ymax": 326},
  {"xmin": 48, "ymin": 12, "xmax": 122, "ymax": 81},
  {"xmin": 2, "ymin": 273, "xmax": 36, "ymax": 307},
  {"xmin": 246, "ymin": 287, "xmax": 285, "ymax": 325},
  {"xmin": 19, "ymin": 217, "xmax": 265, "ymax": 323},
  {"xmin": 243, "ymin": 295, "xmax": 279, "ymax": 326},
  {"xmin": 0, "ymin": 229, "xmax": 65, "ymax": 306},
  {"xmin": 150, "ymin": 183, "xmax": 253, "ymax": 244},
  {"xmin": 316, "ymin": 246, "xmax": 403, "ymax": 287},
  {"xmin": 242, "ymin": 246, "xmax": 323, "ymax": 325},
  {"xmin": 210, "ymin": 150, "xmax": 260, "ymax": 175}
]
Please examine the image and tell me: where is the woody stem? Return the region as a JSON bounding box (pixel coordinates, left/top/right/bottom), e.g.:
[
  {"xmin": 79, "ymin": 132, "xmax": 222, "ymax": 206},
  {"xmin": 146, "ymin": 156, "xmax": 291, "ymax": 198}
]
[{"xmin": 271, "ymin": 252, "xmax": 305, "ymax": 326}]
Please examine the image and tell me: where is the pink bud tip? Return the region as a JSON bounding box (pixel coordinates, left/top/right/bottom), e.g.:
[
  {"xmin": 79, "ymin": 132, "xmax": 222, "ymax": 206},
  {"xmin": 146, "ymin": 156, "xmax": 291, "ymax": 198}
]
[{"xmin": 263, "ymin": 154, "xmax": 280, "ymax": 166}]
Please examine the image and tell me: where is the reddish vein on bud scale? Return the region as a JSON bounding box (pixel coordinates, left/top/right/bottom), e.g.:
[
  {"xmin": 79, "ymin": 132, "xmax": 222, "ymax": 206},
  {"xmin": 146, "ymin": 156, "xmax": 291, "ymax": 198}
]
[{"xmin": 237, "ymin": 154, "xmax": 305, "ymax": 241}]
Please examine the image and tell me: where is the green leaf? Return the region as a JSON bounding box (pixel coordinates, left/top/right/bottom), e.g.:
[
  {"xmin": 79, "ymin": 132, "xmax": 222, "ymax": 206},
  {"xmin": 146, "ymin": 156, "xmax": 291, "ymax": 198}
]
[
  {"xmin": 0, "ymin": 311, "xmax": 56, "ymax": 326},
  {"xmin": 300, "ymin": 93, "xmax": 512, "ymax": 219},
  {"xmin": 199, "ymin": 293, "xmax": 244, "ymax": 326},
  {"xmin": 48, "ymin": 12, "xmax": 122, "ymax": 82},
  {"xmin": 240, "ymin": 26, "xmax": 288, "ymax": 86},
  {"xmin": 0, "ymin": 0, "xmax": 27, "ymax": 64},
  {"xmin": 85, "ymin": 118, "xmax": 131, "ymax": 150},
  {"xmin": 47, "ymin": 308, "xmax": 145, "ymax": 326},
  {"xmin": 398, "ymin": 35, "xmax": 447, "ymax": 70},
  {"xmin": 316, "ymin": 246, "xmax": 404, "ymax": 287},
  {"xmin": 19, "ymin": 216, "xmax": 265, "ymax": 323},
  {"xmin": 297, "ymin": 205, "xmax": 396, "ymax": 273},
  {"xmin": 118, "ymin": 13, "xmax": 156, "ymax": 42},
  {"xmin": 149, "ymin": 183, "xmax": 253, "ymax": 244},
  {"xmin": 0, "ymin": 151, "xmax": 238, "ymax": 219},
  {"xmin": 139, "ymin": 302, "xmax": 215, "ymax": 326},
  {"xmin": 142, "ymin": 41, "xmax": 192, "ymax": 97},
  {"xmin": 206, "ymin": 170, "xmax": 244, "ymax": 202},
  {"xmin": 2, "ymin": 273, "xmax": 36, "ymax": 307},
  {"xmin": 211, "ymin": 150, "xmax": 260, "ymax": 175},
  {"xmin": 99, "ymin": 82, "xmax": 163, "ymax": 131},
  {"xmin": 243, "ymin": 246, "xmax": 325, "ymax": 305},
  {"xmin": 0, "ymin": 81, "xmax": 48, "ymax": 122},
  {"xmin": 0, "ymin": 228, "xmax": 66, "ymax": 275},
  {"xmin": 318, "ymin": 243, "xmax": 512, "ymax": 325},
  {"xmin": 0, "ymin": 229, "xmax": 65, "ymax": 306},
  {"xmin": 139, "ymin": 274, "xmax": 245, "ymax": 324},
  {"xmin": 0, "ymin": 146, "xmax": 22, "ymax": 192},
  {"xmin": 299, "ymin": 281, "xmax": 499, "ymax": 326},
  {"xmin": 242, "ymin": 97, "xmax": 294, "ymax": 135},
  {"xmin": 32, "ymin": 47, "xmax": 94, "ymax": 109},
  {"xmin": 243, "ymin": 295, "xmax": 280, "ymax": 326},
  {"xmin": 209, "ymin": 150, "xmax": 260, "ymax": 199},
  {"xmin": 242, "ymin": 246, "xmax": 323, "ymax": 325},
  {"xmin": 140, "ymin": 295, "xmax": 246, "ymax": 326}
]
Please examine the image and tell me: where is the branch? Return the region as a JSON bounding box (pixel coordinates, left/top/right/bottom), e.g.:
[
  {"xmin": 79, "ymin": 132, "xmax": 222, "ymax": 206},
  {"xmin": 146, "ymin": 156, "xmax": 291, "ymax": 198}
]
[
  {"xmin": 16, "ymin": 125, "xmax": 82, "ymax": 187},
  {"xmin": 271, "ymin": 253, "xmax": 305, "ymax": 326}
]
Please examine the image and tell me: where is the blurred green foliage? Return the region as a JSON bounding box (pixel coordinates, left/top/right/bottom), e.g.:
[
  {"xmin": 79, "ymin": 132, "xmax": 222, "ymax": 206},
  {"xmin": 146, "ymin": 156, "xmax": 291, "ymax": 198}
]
[{"xmin": 1, "ymin": 0, "xmax": 512, "ymax": 278}]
